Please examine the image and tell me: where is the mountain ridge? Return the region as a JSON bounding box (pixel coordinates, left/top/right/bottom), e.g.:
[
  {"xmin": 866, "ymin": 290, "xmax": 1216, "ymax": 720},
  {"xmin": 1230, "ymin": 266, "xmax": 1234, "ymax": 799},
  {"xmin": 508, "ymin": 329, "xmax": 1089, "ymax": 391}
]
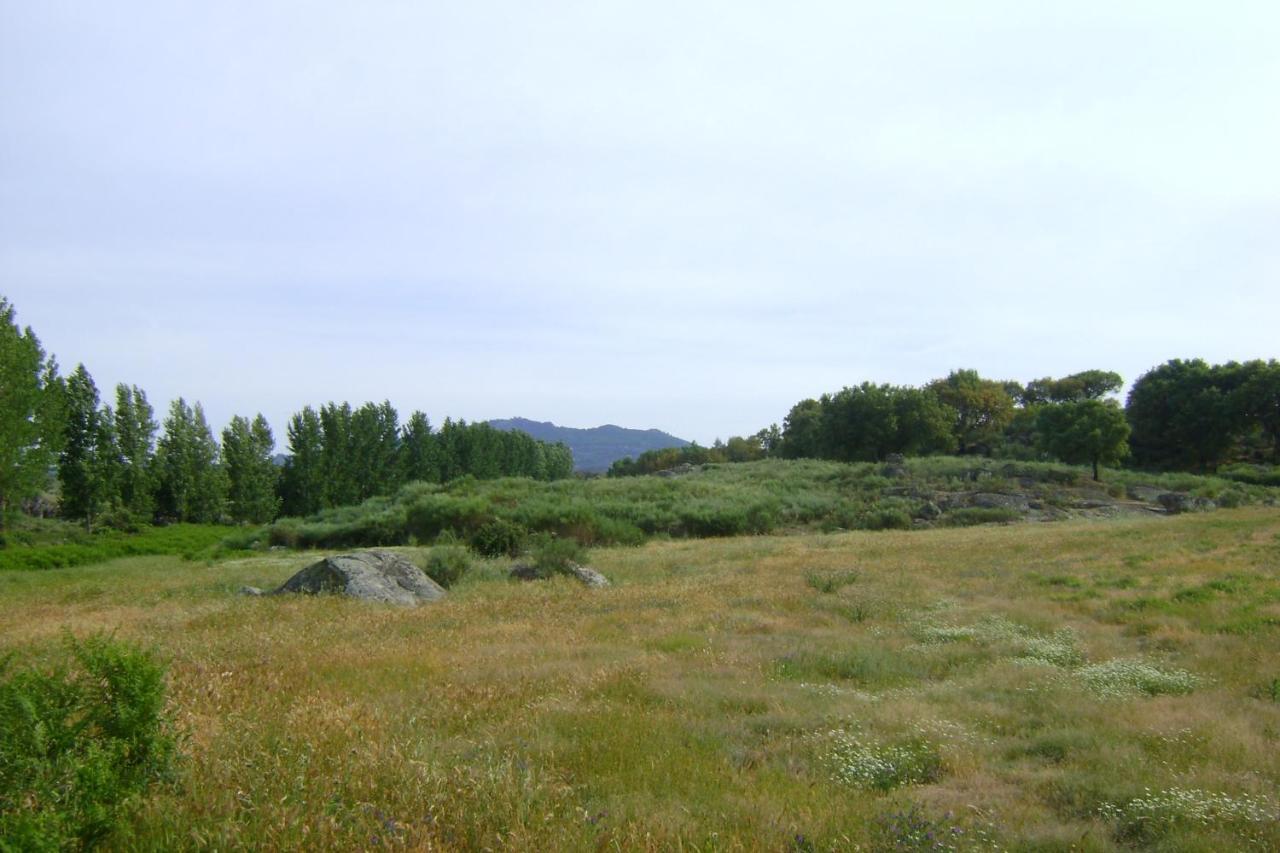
[{"xmin": 487, "ymin": 417, "xmax": 691, "ymax": 472}]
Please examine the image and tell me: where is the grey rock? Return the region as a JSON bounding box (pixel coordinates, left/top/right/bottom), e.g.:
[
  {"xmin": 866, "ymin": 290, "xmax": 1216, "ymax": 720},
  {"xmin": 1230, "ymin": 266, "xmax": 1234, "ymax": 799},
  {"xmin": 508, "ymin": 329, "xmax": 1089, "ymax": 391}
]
[
  {"xmin": 239, "ymin": 585, "xmax": 264, "ymax": 597},
  {"xmin": 1157, "ymin": 493, "xmax": 1216, "ymax": 515},
  {"xmin": 881, "ymin": 454, "xmax": 908, "ymax": 479},
  {"xmin": 510, "ymin": 562, "xmax": 540, "ymax": 581},
  {"xmin": 276, "ymin": 550, "xmax": 445, "ymax": 605},
  {"xmin": 969, "ymin": 492, "xmax": 1030, "ymax": 511},
  {"xmin": 912, "ymin": 501, "xmax": 942, "ymax": 520},
  {"xmin": 1127, "ymin": 485, "xmax": 1166, "ymax": 503},
  {"xmin": 567, "ymin": 563, "xmax": 611, "ymax": 588},
  {"xmin": 509, "ymin": 561, "xmax": 610, "ymax": 588}
]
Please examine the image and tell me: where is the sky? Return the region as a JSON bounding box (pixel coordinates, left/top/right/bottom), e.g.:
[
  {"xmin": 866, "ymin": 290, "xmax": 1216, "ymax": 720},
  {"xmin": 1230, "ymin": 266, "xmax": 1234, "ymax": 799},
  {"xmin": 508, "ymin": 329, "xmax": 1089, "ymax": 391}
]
[{"xmin": 2, "ymin": 2, "xmax": 1278, "ymax": 445}]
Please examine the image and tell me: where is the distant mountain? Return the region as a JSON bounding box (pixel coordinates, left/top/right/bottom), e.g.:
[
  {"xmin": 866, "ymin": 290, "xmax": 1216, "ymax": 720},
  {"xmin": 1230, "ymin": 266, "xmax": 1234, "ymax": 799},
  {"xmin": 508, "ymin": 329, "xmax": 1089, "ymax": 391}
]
[{"xmin": 488, "ymin": 417, "xmax": 691, "ymax": 473}]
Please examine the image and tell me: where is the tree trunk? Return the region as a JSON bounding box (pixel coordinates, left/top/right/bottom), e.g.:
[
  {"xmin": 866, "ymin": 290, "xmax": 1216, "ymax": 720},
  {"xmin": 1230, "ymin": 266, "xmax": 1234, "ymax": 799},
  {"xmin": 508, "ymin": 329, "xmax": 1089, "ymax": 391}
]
[{"xmin": 1092, "ymin": 458, "xmax": 1099, "ymax": 481}]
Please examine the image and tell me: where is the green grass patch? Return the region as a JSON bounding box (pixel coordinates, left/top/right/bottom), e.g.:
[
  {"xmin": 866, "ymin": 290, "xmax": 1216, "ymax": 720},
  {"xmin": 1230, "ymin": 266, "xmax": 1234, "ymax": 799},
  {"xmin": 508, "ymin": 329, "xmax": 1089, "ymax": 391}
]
[{"xmin": 0, "ymin": 524, "xmax": 233, "ymax": 572}]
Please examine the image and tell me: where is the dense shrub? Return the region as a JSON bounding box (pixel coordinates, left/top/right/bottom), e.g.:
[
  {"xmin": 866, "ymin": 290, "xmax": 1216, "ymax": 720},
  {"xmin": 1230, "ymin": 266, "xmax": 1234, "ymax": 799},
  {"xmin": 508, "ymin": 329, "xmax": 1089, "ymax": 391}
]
[
  {"xmin": 0, "ymin": 635, "xmax": 177, "ymax": 849},
  {"xmin": 858, "ymin": 507, "xmax": 913, "ymax": 531},
  {"xmin": 1218, "ymin": 464, "xmax": 1280, "ymax": 487},
  {"xmin": 425, "ymin": 545, "xmax": 472, "ymax": 588},
  {"xmin": 404, "ymin": 494, "xmax": 491, "ymax": 542},
  {"xmin": 469, "ymin": 518, "xmax": 528, "ymax": 557},
  {"xmin": 249, "ymin": 458, "xmax": 1280, "ymax": 553},
  {"xmin": 528, "ymin": 534, "xmax": 586, "ymax": 579}
]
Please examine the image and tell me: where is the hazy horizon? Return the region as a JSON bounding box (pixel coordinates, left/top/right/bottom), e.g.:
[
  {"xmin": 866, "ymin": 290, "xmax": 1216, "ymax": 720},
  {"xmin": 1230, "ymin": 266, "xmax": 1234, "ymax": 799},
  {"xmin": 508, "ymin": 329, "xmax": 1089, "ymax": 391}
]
[{"xmin": 4, "ymin": 2, "xmax": 1278, "ymax": 445}]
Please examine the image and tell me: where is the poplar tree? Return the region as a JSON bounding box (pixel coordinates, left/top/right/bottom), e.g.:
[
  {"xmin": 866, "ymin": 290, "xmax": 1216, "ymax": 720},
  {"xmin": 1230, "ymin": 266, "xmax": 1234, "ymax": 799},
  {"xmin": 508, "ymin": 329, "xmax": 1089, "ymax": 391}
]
[
  {"xmin": 155, "ymin": 399, "xmax": 226, "ymax": 523},
  {"xmin": 399, "ymin": 411, "xmax": 440, "ymax": 484},
  {"xmin": 222, "ymin": 414, "xmax": 280, "ymax": 523},
  {"xmin": 280, "ymin": 407, "xmax": 324, "ymax": 516},
  {"xmin": 58, "ymin": 365, "xmax": 121, "ymax": 526},
  {"xmin": 0, "ymin": 297, "xmax": 62, "ymax": 527},
  {"xmin": 115, "ymin": 384, "xmax": 158, "ymax": 521}
]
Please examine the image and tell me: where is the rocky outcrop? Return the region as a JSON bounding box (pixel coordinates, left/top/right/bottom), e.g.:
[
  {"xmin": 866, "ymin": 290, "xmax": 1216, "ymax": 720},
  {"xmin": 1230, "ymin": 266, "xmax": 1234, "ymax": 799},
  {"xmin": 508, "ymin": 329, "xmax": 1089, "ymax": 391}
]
[
  {"xmin": 969, "ymin": 493, "xmax": 1031, "ymax": 512},
  {"xmin": 1157, "ymin": 493, "xmax": 1217, "ymax": 515},
  {"xmin": 276, "ymin": 550, "xmax": 445, "ymax": 605},
  {"xmin": 510, "ymin": 561, "xmax": 611, "ymax": 587}
]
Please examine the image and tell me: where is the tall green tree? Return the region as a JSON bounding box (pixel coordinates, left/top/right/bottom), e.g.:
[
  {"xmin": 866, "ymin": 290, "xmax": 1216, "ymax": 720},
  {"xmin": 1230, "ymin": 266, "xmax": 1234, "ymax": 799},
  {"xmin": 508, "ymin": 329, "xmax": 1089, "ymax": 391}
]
[
  {"xmin": 349, "ymin": 401, "xmax": 400, "ymax": 501},
  {"xmin": 399, "ymin": 411, "xmax": 440, "ymax": 484},
  {"xmin": 892, "ymin": 387, "xmax": 957, "ymax": 456},
  {"xmin": 0, "ymin": 298, "xmax": 62, "ymax": 527},
  {"xmin": 318, "ymin": 402, "xmax": 357, "ymax": 508},
  {"xmin": 1022, "ymin": 370, "xmax": 1123, "ymax": 405},
  {"xmin": 820, "ymin": 384, "xmax": 898, "ymax": 462},
  {"xmin": 114, "ymin": 384, "xmax": 158, "ymax": 521},
  {"xmin": 927, "ymin": 369, "xmax": 1015, "ymax": 455},
  {"xmin": 1236, "ymin": 359, "xmax": 1280, "ymax": 462},
  {"xmin": 57, "ymin": 365, "xmax": 121, "ymax": 526},
  {"xmin": 155, "ymin": 399, "xmax": 226, "ymax": 523},
  {"xmin": 779, "ymin": 398, "xmax": 824, "ymax": 459},
  {"xmin": 222, "ymin": 414, "xmax": 280, "ymax": 524},
  {"xmin": 1126, "ymin": 359, "xmax": 1240, "ymax": 471},
  {"xmin": 1036, "ymin": 399, "xmax": 1131, "ymax": 481},
  {"xmin": 280, "ymin": 407, "xmax": 324, "ymax": 516},
  {"xmin": 542, "ymin": 441, "xmax": 575, "ymax": 479}
]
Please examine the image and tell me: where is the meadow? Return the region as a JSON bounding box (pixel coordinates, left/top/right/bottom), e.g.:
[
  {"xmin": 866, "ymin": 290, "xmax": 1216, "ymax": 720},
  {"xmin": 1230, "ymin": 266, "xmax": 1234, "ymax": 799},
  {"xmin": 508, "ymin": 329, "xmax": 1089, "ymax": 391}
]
[{"xmin": 2, "ymin": 508, "xmax": 1278, "ymax": 850}]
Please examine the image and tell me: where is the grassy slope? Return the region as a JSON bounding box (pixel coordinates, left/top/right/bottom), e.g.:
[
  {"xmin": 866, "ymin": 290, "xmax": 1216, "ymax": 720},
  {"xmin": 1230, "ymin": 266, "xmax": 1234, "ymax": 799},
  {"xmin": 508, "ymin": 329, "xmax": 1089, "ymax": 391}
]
[{"xmin": 1, "ymin": 510, "xmax": 1278, "ymax": 850}]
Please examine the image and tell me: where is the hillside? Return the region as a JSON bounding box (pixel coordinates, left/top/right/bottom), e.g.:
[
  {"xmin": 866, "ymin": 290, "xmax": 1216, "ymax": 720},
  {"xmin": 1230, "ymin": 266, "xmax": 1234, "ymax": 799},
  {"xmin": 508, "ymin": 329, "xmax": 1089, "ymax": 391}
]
[{"xmin": 488, "ymin": 417, "xmax": 690, "ymax": 472}]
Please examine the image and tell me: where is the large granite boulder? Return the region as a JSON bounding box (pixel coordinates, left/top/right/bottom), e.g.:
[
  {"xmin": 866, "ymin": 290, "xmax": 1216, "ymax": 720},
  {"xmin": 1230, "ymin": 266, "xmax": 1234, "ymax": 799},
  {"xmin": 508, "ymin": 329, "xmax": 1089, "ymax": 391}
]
[{"xmin": 276, "ymin": 550, "xmax": 446, "ymax": 605}]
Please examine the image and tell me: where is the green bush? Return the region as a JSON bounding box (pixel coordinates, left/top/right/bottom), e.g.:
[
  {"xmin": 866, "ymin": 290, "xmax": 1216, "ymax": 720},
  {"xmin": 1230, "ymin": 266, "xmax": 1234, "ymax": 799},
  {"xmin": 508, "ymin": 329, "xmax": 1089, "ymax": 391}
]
[
  {"xmin": 405, "ymin": 495, "xmax": 491, "ymax": 542},
  {"xmin": 529, "ymin": 534, "xmax": 586, "ymax": 579},
  {"xmin": 469, "ymin": 518, "xmax": 528, "ymax": 557},
  {"xmin": 858, "ymin": 507, "xmax": 913, "ymax": 531},
  {"xmin": 1218, "ymin": 464, "xmax": 1280, "ymax": 487},
  {"xmin": 0, "ymin": 634, "xmax": 177, "ymax": 850},
  {"xmin": 425, "ymin": 545, "xmax": 473, "ymax": 588}
]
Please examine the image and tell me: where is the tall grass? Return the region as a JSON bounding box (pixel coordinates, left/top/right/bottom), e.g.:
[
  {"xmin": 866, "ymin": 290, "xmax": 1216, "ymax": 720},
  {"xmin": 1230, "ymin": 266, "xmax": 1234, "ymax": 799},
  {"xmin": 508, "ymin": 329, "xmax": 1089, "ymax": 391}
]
[{"xmin": 2, "ymin": 509, "xmax": 1277, "ymax": 848}]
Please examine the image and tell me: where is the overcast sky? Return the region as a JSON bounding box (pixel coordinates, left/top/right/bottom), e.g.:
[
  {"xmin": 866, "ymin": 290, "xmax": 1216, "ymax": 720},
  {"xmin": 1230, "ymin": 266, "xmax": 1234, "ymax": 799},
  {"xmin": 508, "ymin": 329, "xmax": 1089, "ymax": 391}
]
[{"xmin": 2, "ymin": 2, "xmax": 1277, "ymax": 445}]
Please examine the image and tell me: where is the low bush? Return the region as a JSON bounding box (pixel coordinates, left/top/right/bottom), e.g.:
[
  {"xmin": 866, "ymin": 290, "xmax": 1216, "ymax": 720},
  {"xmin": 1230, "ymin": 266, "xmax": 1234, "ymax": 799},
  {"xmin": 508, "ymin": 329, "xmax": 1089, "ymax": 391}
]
[
  {"xmin": 528, "ymin": 534, "xmax": 586, "ymax": 579},
  {"xmin": 1218, "ymin": 463, "xmax": 1280, "ymax": 487},
  {"xmin": 858, "ymin": 507, "xmax": 913, "ymax": 531},
  {"xmin": 0, "ymin": 634, "xmax": 177, "ymax": 849},
  {"xmin": 469, "ymin": 518, "xmax": 528, "ymax": 557},
  {"xmin": 425, "ymin": 545, "xmax": 472, "ymax": 588}
]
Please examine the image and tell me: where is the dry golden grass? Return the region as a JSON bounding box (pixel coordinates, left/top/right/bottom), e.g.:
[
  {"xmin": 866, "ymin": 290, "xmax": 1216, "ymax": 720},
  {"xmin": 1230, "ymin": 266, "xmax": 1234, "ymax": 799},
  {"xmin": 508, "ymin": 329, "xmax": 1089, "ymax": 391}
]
[{"xmin": 2, "ymin": 509, "xmax": 1279, "ymax": 850}]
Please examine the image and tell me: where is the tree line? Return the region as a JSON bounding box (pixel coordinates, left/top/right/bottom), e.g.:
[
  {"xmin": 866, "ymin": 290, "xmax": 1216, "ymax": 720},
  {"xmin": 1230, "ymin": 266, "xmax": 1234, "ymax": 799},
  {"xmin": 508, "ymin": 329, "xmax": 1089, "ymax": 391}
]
[
  {"xmin": 0, "ymin": 297, "xmax": 573, "ymax": 530},
  {"xmin": 611, "ymin": 363, "xmax": 1280, "ymax": 480}
]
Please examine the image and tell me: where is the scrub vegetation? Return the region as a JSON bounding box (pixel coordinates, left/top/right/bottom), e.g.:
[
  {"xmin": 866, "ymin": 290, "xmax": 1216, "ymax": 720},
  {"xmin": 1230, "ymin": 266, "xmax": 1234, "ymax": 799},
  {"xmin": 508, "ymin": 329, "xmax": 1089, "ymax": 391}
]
[
  {"xmin": 2, "ymin": 509, "xmax": 1278, "ymax": 849},
  {"xmin": 247, "ymin": 455, "xmax": 1280, "ymax": 554}
]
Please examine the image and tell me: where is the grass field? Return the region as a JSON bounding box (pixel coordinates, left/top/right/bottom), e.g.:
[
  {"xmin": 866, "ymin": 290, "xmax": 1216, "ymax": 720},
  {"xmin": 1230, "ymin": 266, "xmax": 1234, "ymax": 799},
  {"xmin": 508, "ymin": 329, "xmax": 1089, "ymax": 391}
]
[{"xmin": 2, "ymin": 509, "xmax": 1278, "ymax": 850}]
